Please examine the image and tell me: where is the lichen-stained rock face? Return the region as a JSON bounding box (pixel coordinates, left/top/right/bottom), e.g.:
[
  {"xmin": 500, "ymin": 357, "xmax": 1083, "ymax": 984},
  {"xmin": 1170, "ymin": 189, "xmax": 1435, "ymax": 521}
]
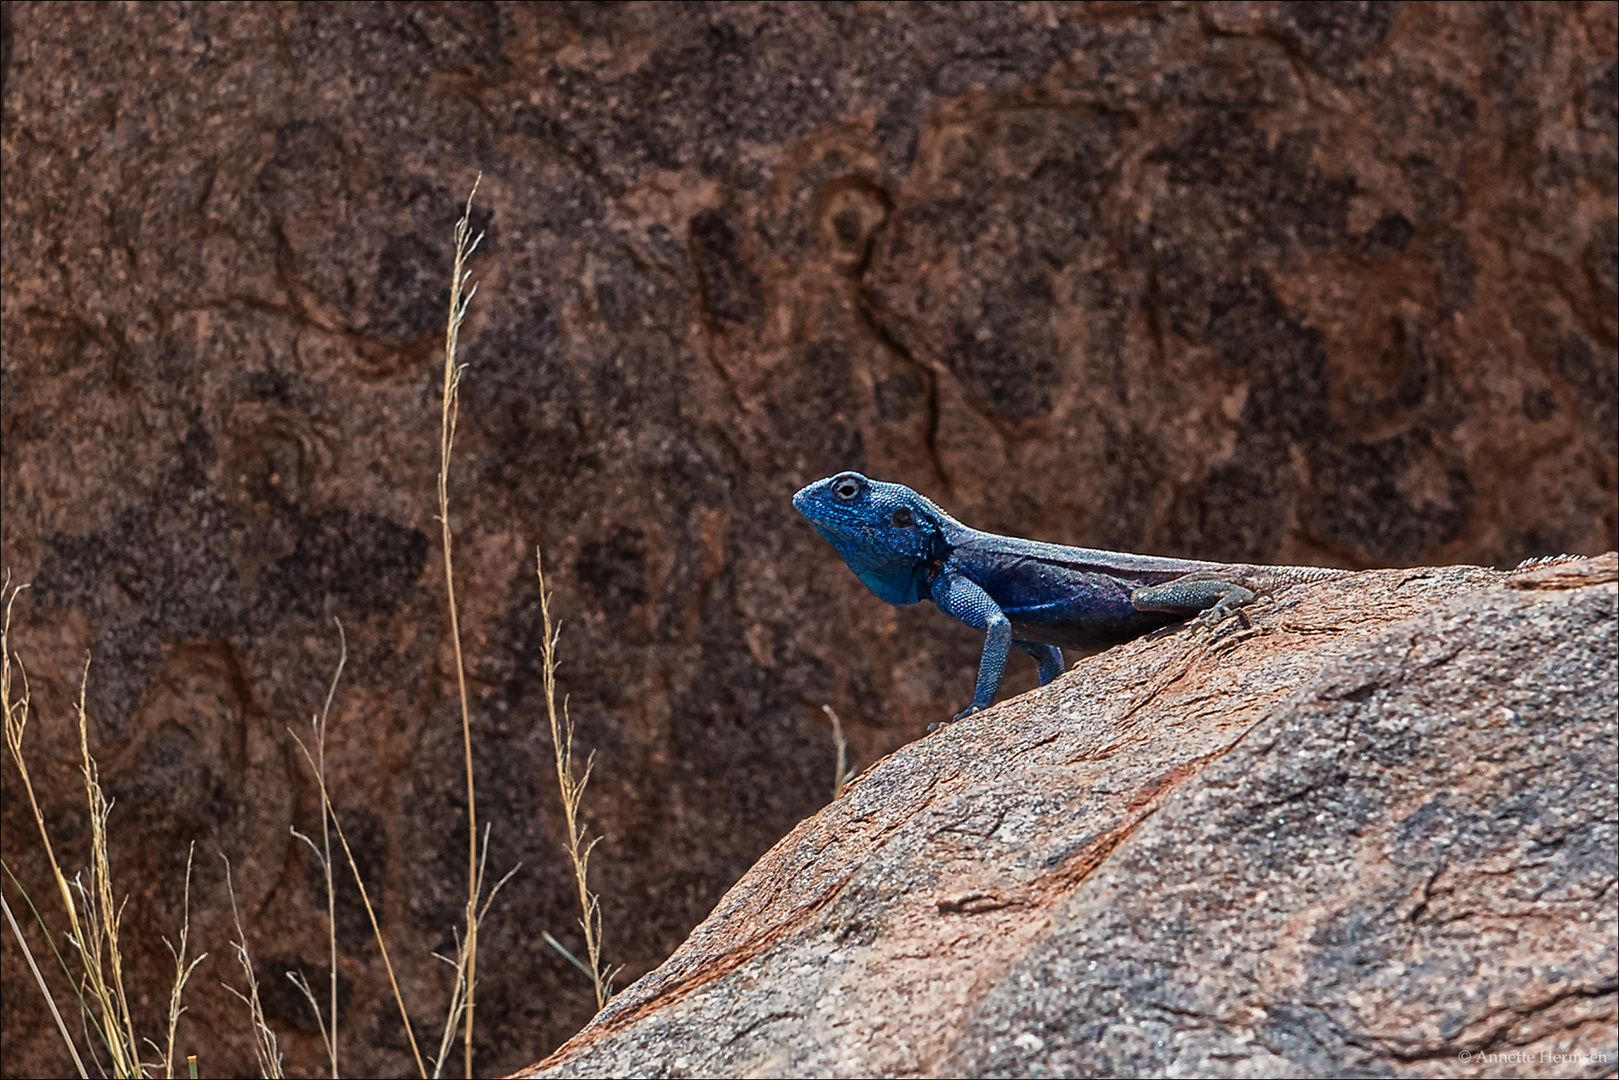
[
  {"xmin": 2, "ymin": 2, "xmax": 1616, "ymax": 1076},
  {"xmin": 524, "ymin": 557, "xmax": 1618, "ymax": 1079}
]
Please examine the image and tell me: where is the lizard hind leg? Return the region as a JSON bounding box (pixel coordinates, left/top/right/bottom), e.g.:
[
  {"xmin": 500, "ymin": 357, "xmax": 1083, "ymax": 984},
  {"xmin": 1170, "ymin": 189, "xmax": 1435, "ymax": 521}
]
[
  {"xmin": 1130, "ymin": 577, "xmax": 1257, "ymax": 630},
  {"xmin": 1015, "ymin": 640, "xmax": 1065, "ymax": 685}
]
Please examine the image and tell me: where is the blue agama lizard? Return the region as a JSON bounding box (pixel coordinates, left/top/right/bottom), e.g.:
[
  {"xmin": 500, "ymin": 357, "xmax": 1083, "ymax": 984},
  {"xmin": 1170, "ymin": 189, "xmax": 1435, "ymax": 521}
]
[{"xmin": 793, "ymin": 472, "xmax": 1348, "ymax": 722}]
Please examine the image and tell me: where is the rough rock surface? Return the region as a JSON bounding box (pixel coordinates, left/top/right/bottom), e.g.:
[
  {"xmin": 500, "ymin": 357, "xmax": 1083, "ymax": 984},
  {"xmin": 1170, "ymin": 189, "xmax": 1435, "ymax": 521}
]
[
  {"xmin": 523, "ymin": 555, "xmax": 1619, "ymax": 1079},
  {"xmin": 1, "ymin": 3, "xmax": 1616, "ymax": 1076}
]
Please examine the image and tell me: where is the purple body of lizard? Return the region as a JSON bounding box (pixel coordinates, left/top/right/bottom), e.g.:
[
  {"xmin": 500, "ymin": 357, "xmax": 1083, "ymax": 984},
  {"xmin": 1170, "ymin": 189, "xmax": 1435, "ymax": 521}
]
[{"xmin": 793, "ymin": 472, "xmax": 1345, "ymax": 721}]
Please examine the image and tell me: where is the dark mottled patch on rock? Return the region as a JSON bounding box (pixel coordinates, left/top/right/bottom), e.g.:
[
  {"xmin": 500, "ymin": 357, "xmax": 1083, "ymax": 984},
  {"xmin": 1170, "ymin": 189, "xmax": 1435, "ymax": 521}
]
[
  {"xmin": 950, "ymin": 281, "xmax": 1060, "ymax": 422},
  {"xmin": 466, "ymin": 299, "xmax": 587, "ymax": 486},
  {"xmin": 577, "ymin": 527, "xmax": 649, "ymax": 619},
  {"xmin": 1554, "ymin": 332, "xmax": 1618, "ymax": 437},
  {"xmin": 1273, "ymin": 1, "xmax": 1401, "ymax": 79},
  {"xmin": 373, "ymin": 232, "xmax": 450, "ymax": 343},
  {"xmin": 1303, "ymin": 432, "xmax": 1474, "ymax": 563},
  {"xmin": 863, "ymin": 107, "xmax": 1117, "ymax": 421},
  {"xmin": 1430, "ymin": 229, "xmax": 1477, "ymax": 313},
  {"xmin": 254, "ymin": 956, "xmax": 351, "ymax": 1034},
  {"xmin": 1205, "ymin": 273, "xmax": 1331, "ymax": 439},
  {"xmin": 1363, "ymin": 212, "xmax": 1414, "ymax": 257},
  {"xmin": 35, "ymin": 484, "xmax": 239, "ymax": 728},
  {"xmin": 1522, "ymin": 385, "xmax": 1558, "ymax": 422},
  {"xmin": 328, "ymin": 804, "xmax": 389, "ymax": 951},
  {"xmin": 1149, "ymin": 116, "xmax": 1357, "ymax": 337},
  {"xmin": 691, "ymin": 209, "xmax": 762, "ymax": 327},
  {"xmin": 771, "ymin": 337, "xmax": 870, "ymax": 470},
  {"xmin": 1168, "ymin": 437, "xmax": 1295, "ymax": 565},
  {"xmin": 256, "ymin": 511, "xmax": 429, "ymax": 620},
  {"xmin": 1589, "ymin": 216, "xmax": 1618, "ymax": 313}
]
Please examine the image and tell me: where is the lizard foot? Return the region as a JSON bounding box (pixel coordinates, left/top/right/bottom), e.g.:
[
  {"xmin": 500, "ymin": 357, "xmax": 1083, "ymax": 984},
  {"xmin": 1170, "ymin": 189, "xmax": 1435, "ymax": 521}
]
[
  {"xmin": 1190, "ymin": 603, "xmax": 1252, "ymax": 633},
  {"xmin": 1201, "ymin": 596, "xmax": 1279, "ymax": 653}
]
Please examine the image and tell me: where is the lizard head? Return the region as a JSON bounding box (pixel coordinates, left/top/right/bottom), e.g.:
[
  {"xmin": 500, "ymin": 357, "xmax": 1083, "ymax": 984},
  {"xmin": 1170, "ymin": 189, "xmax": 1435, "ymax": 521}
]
[{"xmin": 792, "ymin": 472, "xmax": 948, "ymax": 606}]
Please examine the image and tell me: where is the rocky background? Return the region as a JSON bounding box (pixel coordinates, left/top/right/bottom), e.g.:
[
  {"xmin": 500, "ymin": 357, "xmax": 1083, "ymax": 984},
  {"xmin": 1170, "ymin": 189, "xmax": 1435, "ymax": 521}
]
[{"xmin": 1, "ymin": 2, "xmax": 1614, "ymax": 1077}]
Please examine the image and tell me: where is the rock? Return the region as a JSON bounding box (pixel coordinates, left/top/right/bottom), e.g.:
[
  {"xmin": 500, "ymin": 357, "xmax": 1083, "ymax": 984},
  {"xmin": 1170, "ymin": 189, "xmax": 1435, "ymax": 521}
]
[
  {"xmin": 1, "ymin": 3, "xmax": 1615, "ymax": 1075},
  {"xmin": 521, "ymin": 555, "xmax": 1618, "ymax": 1078}
]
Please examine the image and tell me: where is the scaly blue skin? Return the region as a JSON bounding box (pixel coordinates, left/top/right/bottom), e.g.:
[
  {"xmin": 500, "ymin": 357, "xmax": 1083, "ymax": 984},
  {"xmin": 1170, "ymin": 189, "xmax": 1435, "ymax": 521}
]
[{"xmin": 793, "ymin": 472, "xmax": 1345, "ymax": 722}]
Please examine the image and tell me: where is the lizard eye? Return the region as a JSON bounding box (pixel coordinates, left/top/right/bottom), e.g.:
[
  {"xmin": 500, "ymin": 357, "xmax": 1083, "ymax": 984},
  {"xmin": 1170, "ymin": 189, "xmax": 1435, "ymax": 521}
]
[
  {"xmin": 832, "ymin": 476, "xmax": 863, "ymax": 501},
  {"xmin": 891, "ymin": 508, "xmax": 914, "ymax": 527}
]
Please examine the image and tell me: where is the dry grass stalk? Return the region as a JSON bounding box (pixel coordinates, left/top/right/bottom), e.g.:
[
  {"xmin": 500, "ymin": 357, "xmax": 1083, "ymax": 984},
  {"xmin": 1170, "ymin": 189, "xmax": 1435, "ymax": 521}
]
[
  {"xmin": 153, "ymin": 845, "xmax": 206, "ymax": 1079},
  {"xmin": 2, "ymin": 577, "xmax": 192, "ymax": 1078},
  {"xmin": 314, "ymin": 628, "xmax": 342, "ymax": 1080},
  {"xmin": 426, "ymin": 832, "xmax": 518, "ymax": 1079},
  {"xmin": 285, "ymin": 619, "xmax": 347, "ymax": 1079},
  {"xmin": 1, "ymin": 887, "xmax": 88, "ymax": 1077},
  {"xmin": 1, "ymin": 580, "xmax": 88, "ymax": 1078},
  {"xmin": 222, "ymin": 857, "xmax": 284, "ymax": 1080},
  {"xmin": 821, "ymin": 705, "xmax": 852, "ymax": 801},
  {"xmin": 430, "ymin": 927, "xmax": 472, "ymax": 1077},
  {"xmin": 288, "ymin": 718, "xmax": 433, "ymax": 1075},
  {"xmin": 284, "ymin": 969, "xmax": 331, "ymax": 1072},
  {"xmin": 438, "ymin": 176, "xmax": 485, "ymax": 1078},
  {"xmin": 535, "ymin": 551, "xmax": 618, "ymax": 1010},
  {"xmin": 74, "ymin": 658, "xmax": 142, "ymax": 1068}
]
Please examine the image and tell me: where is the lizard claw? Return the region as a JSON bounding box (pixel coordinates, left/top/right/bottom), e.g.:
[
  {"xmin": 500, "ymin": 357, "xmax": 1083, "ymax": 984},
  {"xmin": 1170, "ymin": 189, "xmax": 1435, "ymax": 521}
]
[
  {"xmin": 1191, "ymin": 602, "xmax": 1254, "ymax": 633},
  {"xmin": 928, "ymin": 703, "xmax": 982, "ymax": 732}
]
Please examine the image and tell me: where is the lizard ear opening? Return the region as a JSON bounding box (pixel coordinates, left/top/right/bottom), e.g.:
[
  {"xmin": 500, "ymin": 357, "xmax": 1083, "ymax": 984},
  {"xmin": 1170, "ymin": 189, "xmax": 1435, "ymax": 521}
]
[{"xmin": 891, "ymin": 508, "xmax": 914, "ymax": 527}]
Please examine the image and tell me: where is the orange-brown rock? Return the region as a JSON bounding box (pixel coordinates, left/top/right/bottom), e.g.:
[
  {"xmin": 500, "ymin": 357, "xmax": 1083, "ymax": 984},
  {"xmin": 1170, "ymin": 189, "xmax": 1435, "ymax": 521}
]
[{"xmin": 523, "ymin": 557, "xmax": 1618, "ymax": 1078}]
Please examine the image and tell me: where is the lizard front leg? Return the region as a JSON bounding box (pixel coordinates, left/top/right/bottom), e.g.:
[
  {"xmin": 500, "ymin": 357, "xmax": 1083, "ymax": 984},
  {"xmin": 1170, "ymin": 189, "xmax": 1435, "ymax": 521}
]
[{"xmin": 928, "ymin": 569, "xmax": 1012, "ymax": 720}]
